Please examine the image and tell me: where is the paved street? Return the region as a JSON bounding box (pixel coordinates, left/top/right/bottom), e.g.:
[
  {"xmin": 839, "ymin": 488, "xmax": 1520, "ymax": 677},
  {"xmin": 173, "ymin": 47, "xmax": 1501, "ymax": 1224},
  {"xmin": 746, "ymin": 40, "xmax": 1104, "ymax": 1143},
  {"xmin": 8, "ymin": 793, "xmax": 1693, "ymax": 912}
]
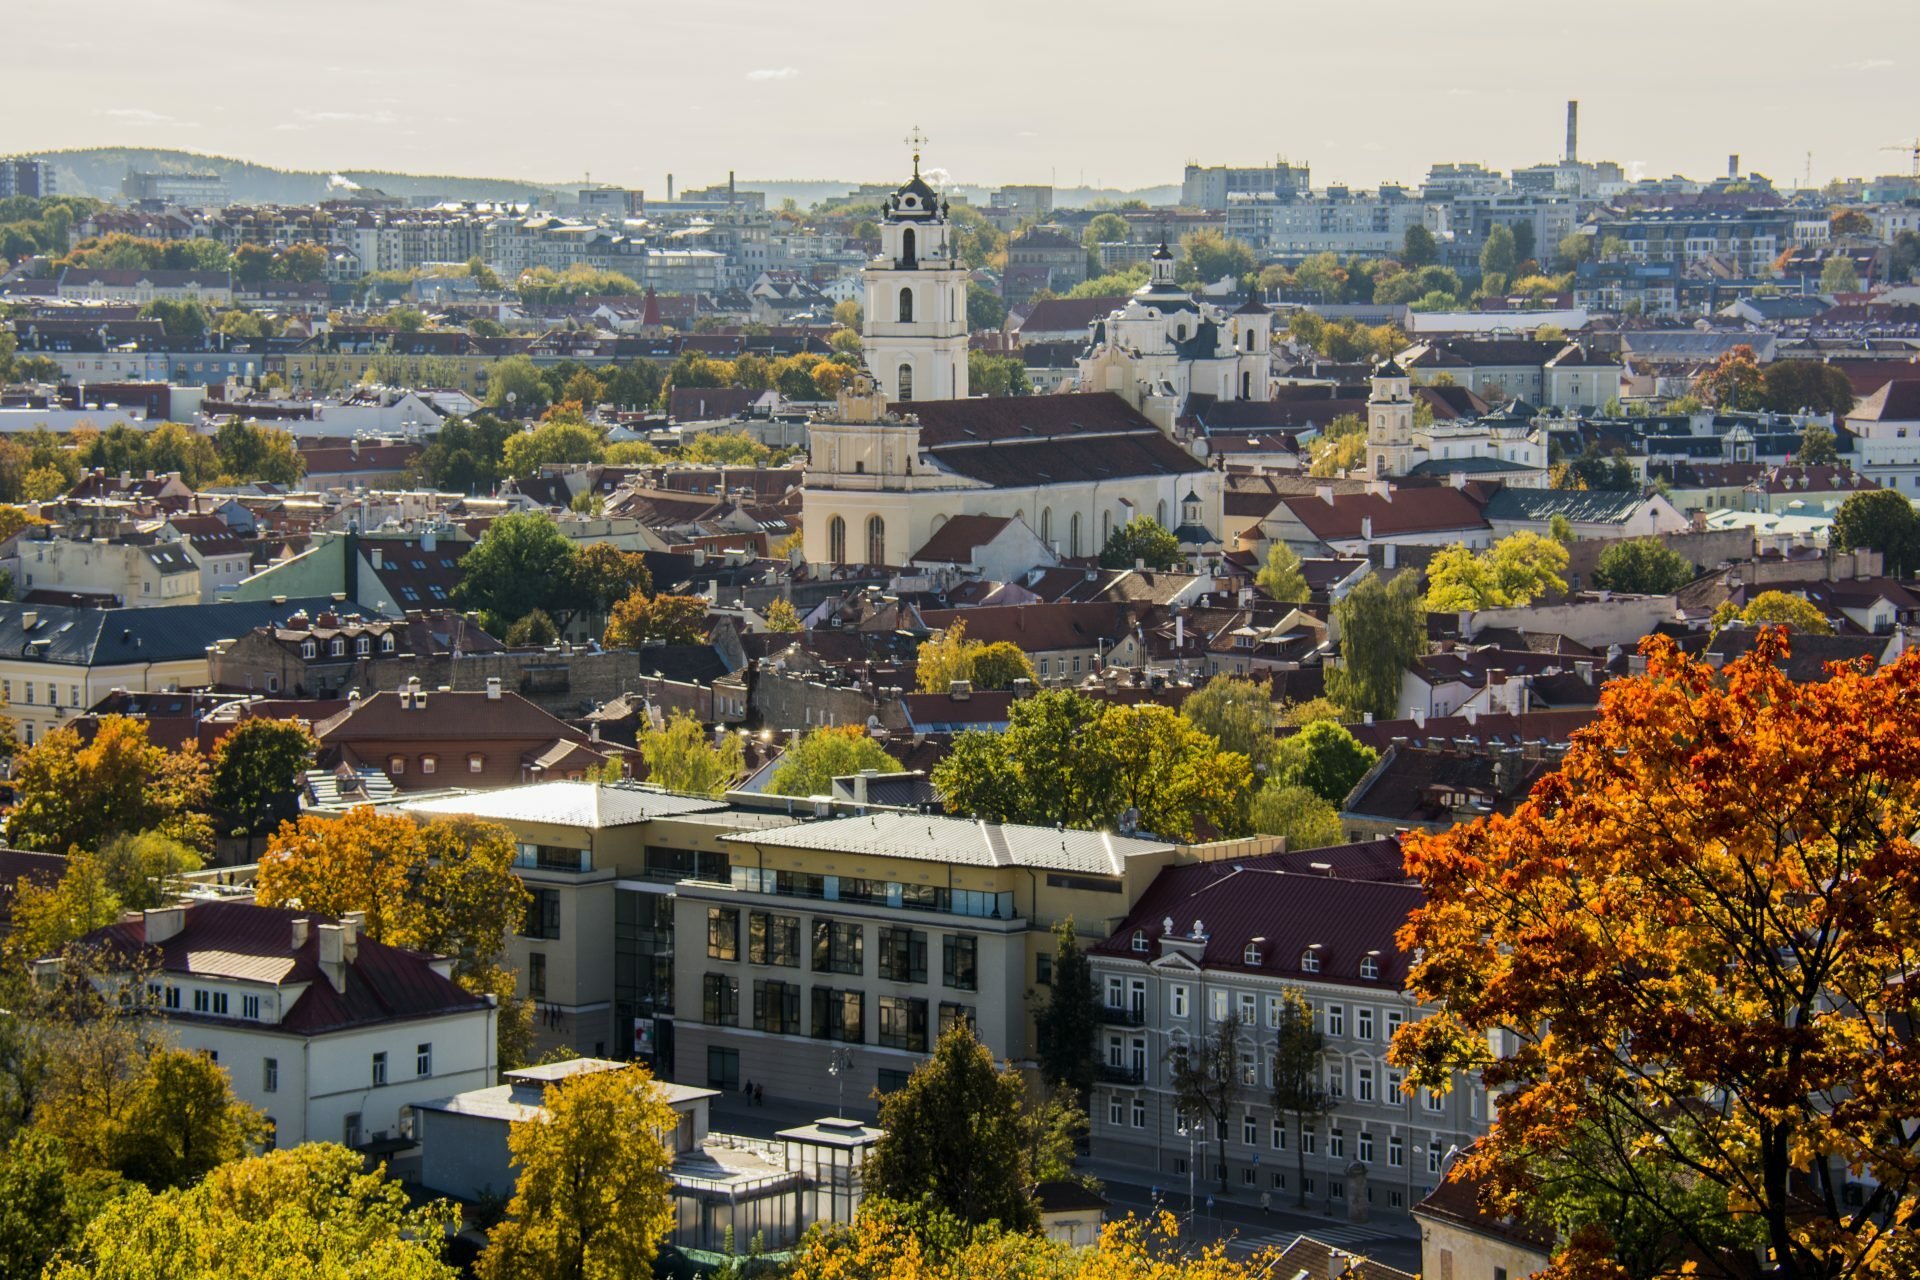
[{"xmin": 703, "ymin": 1091, "xmax": 1422, "ymax": 1274}]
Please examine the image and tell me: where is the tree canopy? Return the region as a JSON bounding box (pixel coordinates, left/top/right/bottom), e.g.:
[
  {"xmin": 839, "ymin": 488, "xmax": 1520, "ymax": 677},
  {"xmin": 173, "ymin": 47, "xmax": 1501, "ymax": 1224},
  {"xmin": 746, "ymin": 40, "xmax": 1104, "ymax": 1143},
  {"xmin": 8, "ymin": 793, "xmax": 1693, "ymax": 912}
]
[
  {"xmin": 451, "ymin": 512, "xmax": 580, "ymax": 635},
  {"xmin": 208, "ymin": 718, "xmax": 318, "ymax": 839},
  {"xmin": 604, "ymin": 590, "xmax": 709, "ymax": 648},
  {"xmin": 1422, "ymin": 532, "xmax": 1568, "ymax": 612},
  {"xmin": 1099, "ymin": 516, "xmax": 1182, "ymax": 570},
  {"xmin": 476, "ymin": 1065, "xmax": 676, "ymax": 1280},
  {"xmin": 1255, "ymin": 543, "xmax": 1309, "ymax": 604},
  {"xmin": 914, "ymin": 621, "xmax": 1037, "ymax": 693},
  {"xmin": 1326, "ymin": 573, "xmax": 1425, "ymax": 720},
  {"xmin": 1695, "ymin": 344, "xmax": 1766, "ymax": 411},
  {"xmin": 637, "ymin": 711, "xmax": 743, "ymax": 796},
  {"xmin": 767, "ymin": 725, "xmax": 901, "ymax": 797},
  {"xmin": 1592, "ymin": 537, "xmax": 1694, "ymax": 595},
  {"xmin": 933, "ymin": 691, "xmax": 1251, "ymax": 841},
  {"xmin": 1179, "ymin": 675, "xmax": 1278, "ymax": 772},
  {"xmin": 1269, "ymin": 720, "xmax": 1377, "ymax": 804},
  {"xmin": 1393, "ymin": 631, "xmax": 1920, "ymax": 1280},
  {"xmin": 1831, "ymin": 488, "xmax": 1919, "ymax": 577},
  {"xmin": 1712, "ymin": 590, "xmax": 1833, "ymax": 635},
  {"xmin": 7, "ymin": 718, "xmax": 211, "ymax": 856}
]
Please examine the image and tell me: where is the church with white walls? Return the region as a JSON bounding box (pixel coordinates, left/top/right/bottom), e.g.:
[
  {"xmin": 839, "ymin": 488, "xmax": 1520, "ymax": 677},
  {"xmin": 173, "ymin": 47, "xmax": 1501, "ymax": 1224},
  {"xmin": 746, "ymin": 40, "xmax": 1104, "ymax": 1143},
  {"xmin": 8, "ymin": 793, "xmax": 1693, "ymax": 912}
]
[
  {"xmin": 800, "ymin": 158, "xmax": 1223, "ymax": 570},
  {"xmin": 1074, "ymin": 246, "xmax": 1275, "ymax": 432}
]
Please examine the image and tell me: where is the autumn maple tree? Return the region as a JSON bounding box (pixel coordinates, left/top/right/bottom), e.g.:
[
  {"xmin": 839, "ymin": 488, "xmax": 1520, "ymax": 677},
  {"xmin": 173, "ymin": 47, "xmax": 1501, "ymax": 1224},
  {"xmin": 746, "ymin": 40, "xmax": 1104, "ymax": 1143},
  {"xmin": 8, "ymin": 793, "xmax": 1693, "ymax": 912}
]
[
  {"xmin": 1391, "ymin": 629, "xmax": 1920, "ymax": 1280},
  {"xmin": 8, "ymin": 718, "xmax": 211, "ymax": 855}
]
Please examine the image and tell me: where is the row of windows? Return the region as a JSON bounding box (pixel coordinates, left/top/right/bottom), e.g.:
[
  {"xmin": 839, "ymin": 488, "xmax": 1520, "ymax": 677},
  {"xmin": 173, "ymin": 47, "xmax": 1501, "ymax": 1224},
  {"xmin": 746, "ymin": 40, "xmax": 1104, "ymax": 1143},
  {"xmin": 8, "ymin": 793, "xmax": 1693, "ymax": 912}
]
[
  {"xmin": 1108, "ymin": 978, "xmax": 1405, "ymax": 1043},
  {"xmin": 709, "ymin": 909, "xmax": 978, "ymax": 988},
  {"xmin": 0, "ymin": 681, "xmax": 81, "ymax": 708},
  {"xmin": 731, "ymin": 869, "xmax": 1013, "ymax": 920},
  {"xmin": 388, "ymin": 753, "xmax": 487, "ymax": 777},
  {"xmin": 153, "ymin": 984, "xmax": 263, "ymax": 1021},
  {"xmin": 702, "ymin": 973, "xmax": 972, "ymax": 1050},
  {"xmin": 299, "ymin": 633, "xmax": 398, "ymax": 659}
]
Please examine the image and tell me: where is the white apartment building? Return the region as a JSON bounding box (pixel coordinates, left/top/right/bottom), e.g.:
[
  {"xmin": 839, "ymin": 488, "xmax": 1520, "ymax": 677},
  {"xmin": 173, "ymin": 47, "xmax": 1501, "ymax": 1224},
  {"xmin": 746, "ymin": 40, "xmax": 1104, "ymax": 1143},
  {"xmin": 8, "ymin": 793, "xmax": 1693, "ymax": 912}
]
[{"xmin": 49, "ymin": 901, "xmax": 498, "ymax": 1149}]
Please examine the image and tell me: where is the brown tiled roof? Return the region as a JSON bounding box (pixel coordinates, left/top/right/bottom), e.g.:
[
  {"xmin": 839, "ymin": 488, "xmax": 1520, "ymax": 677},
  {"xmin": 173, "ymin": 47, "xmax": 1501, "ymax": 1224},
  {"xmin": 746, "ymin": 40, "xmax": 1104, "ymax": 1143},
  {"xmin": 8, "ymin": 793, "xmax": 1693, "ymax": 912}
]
[
  {"xmin": 1281, "ymin": 487, "xmax": 1490, "ymax": 541},
  {"xmin": 1850, "ymin": 380, "xmax": 1920, "ymax": 423},
  {"xmin": 314, "ymin": 689, "xmax": 588, "ymax": 745},
  {"xmin": 910, "ymin": 515, "xmax": 1016, "ymax": 564},
  {"xmin": 1345, "ymin": 744, "xmax": 1552, "ymax": 826},
  {"xmin": 1090, "ymin": 851, "xmax": 1426, "ymax": 990},
  {"xmin": 918, "ymin": 602, "xmax": 1136, "ymax": 653},
  {"xmin": 84, "ymin": 900, "xmax": 488, "ymax": 1035}
]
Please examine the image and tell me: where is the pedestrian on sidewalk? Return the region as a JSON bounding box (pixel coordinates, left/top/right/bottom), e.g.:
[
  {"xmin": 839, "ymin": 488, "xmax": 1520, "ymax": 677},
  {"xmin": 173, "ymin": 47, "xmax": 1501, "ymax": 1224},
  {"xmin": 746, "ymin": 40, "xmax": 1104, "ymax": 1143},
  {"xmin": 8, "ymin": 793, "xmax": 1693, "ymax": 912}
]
[
  {"xmin": 1260, "ymin": 1191, "xmax": 1271, "ymax": 1216},
  {"xmin": 755, "ymin": 1083, "xmax": 765, "ymax": 1106},
  {"xmin": 743, "ymin": 1078, "xmax": 753, "ymax": 1102}
]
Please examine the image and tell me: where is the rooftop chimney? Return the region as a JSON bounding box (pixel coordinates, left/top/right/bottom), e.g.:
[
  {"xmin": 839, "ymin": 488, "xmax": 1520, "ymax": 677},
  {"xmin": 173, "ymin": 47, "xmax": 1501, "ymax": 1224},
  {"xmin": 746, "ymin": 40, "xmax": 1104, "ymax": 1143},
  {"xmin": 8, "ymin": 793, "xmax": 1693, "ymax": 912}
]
[
  {"xmin": 316, "ymin": 923, "xmax": 348, "ymax": 993},
  {"xmin": 1565, "ymin": 100, "xmax": 1579, "ymax": 165},
  {"xmin": 486, "ymin": 676, "xmax": 502, "ymax": 700},
  {"xmin": 143, "ymin": 905, "xmax": 186, "ymax": 945},
  {"xmin": 290, "ymin": 917, "xmax": 310, "ymax": 949}
]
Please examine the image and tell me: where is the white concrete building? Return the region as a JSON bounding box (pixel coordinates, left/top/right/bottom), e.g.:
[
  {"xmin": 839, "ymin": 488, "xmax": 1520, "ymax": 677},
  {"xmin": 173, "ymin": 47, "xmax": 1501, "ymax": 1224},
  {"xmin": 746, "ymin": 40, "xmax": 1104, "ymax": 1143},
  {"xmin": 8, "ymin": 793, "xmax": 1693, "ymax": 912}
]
[
  {"xmin": 51, "ymin": 901, "xmax": 498, "ymax": 1149},
  {"xmin": 861, "ymin": 154, "xmax": 970, "ymax": 404}
]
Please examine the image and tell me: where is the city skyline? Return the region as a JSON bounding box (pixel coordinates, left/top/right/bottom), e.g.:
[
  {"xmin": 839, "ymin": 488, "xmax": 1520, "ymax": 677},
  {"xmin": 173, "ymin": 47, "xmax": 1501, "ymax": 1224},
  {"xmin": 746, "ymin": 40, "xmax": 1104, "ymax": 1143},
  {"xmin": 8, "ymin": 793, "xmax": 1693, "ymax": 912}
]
[{"xmin": 6, "ymin": 0, "xmax": 1917, "ymax": 195}]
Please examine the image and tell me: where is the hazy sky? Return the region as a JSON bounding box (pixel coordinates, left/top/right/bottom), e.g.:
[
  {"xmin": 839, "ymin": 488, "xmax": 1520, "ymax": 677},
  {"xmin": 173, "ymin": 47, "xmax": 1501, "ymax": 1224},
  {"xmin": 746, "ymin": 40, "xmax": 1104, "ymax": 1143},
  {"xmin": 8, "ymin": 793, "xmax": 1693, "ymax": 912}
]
[{"xmin": 8, "ymin": 0, "xmax": 1918, "ymax": 194}]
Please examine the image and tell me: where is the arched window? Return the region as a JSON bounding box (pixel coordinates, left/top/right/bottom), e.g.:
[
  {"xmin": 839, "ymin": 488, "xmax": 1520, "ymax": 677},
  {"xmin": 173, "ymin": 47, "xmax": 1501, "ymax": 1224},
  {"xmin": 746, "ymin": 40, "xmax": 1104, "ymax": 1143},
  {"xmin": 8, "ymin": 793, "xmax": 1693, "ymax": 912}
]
[
  {"xmin": 1176, "ymin": 323, "xmax": 1188, "ymax": 341},
  {"xmin": 1156, "ymin": 500, "xmax": 1167, "ymax": 526},
  {"xmin": 380, "ymin": 632, "xmax": 396, "ymax": 653},
  {"xmin": 1039, "ymin": 508, "xmax": 1052, "ymax": 545},
  {"xmin": 866, "ymin": 515, "xmax": 885, "ymax": 565},
  {"xmin": 897, "ymin": 362, "xmax": 914, "ymax": 401},
  {"xmin": 1069, "ymin": 513, "xmax": 1082, "ymax": 558},
  {"xmin": 901, "ymin": 227, "xmax": 916, "ymax": 267},
  {"xmin": 1242, "ymin": 371, "xmax": 1252, "ymax": 399},
  {"xmin": 828, "ymin": 515, "xmax": 846, "ymax": 563},
  {"xmin": 1101, "ymin": 510, "xmax": 1111, "ymax": 547},
  {"xmin": 898, "ymin": 286, "xmax": 914, "ymax": 324}
]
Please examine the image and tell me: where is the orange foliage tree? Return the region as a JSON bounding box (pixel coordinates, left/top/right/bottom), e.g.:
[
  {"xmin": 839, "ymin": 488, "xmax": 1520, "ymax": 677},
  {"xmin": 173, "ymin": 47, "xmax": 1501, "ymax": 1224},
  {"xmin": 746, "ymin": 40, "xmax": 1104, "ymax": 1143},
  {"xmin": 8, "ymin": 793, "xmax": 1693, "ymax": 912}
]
[
  {"xmin": 7, "ymin": 717, "xmax": 211, "ymax": 855},
  {"xmin": 1390, "ymin": 628, "xmax": 1920, "ymax": 1280},
  {"xmin": 603, "ymin": 590, "xmax": 710, "ymax": 648},
  {"xmin": 257, "ymin": 810, "xmax": 533, "ymax": 1064}
]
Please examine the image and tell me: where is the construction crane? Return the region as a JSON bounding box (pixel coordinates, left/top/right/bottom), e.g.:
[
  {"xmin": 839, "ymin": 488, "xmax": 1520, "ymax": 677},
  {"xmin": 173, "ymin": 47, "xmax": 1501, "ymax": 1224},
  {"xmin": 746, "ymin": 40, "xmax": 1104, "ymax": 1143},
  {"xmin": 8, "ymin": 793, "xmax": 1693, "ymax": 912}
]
[{"xmin": 1884, "ymin": 139, "xmax": 1920, "ymax": 178}]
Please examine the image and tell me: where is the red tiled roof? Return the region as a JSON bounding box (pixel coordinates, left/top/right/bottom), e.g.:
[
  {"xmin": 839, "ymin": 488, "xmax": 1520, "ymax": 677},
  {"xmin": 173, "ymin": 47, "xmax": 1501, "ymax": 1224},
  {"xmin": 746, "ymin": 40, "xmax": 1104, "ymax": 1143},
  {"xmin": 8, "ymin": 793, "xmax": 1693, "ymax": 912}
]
[
  {"xmin": 918, "ymin": 601, "xmax": 1136, "ymax": 653},
  {"xmin": 910, "ymin": 514, "xmax": 1016, "ymax": 563},
  {"xmin": 1281, "ymin": 487, "xmax": 1490, "ymax": 541}
]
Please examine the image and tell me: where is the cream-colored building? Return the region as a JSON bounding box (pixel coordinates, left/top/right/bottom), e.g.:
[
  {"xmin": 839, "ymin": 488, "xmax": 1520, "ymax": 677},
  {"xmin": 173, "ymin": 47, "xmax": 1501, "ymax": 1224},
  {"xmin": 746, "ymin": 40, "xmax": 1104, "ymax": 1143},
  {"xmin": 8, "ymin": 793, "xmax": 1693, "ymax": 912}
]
[
  {"xmin": 18, "ymin": 533, "xmax": 201, "ymax": 607},
  {"xmin": 862, "ymin": 153, "xmax": 970, "ymax": 404},
  {"xmin": 801, "ymin": 377, "xmax": 1222, "ymax": 568},
  {"xmin": 0, "ymin": 598, "xmax": 339, "ymax": 746}
]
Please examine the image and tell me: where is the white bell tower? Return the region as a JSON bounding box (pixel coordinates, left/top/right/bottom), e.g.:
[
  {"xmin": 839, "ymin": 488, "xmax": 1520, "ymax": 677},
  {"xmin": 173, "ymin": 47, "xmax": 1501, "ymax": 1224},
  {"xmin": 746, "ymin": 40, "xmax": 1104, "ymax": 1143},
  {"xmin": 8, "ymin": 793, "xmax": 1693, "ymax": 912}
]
[
  {"xmin": 862, "ymin": 128, "xmax": 970, "ymax": 403},
  {"xmin": 1367, "ymin": 358, "xmax": 1415, "ymax": 479}
]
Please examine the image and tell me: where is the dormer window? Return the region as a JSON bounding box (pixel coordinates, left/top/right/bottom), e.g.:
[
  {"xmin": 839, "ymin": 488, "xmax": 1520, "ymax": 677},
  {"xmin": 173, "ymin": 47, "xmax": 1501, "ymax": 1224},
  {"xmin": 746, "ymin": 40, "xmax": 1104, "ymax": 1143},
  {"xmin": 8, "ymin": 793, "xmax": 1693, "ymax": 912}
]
[
  {"xmin": 300, "ymin": 641, "xmax": 316, "ymax": 659},
  {"xmin": 380, "ymin": 633, "xmax": 396, "ymax": 653},
  {"xmin": 1360, "ymin": 954, "xmax": 1380, "ymax": 980},
  {"xmin": 1301, "ymin": 947, "xmax": 1322, "ymax": 973},
  {"xmin": 1130, "ymin": 930, "xmax": 1149, "ymax": 953},
  {"xmin": 356, "ymin": 637, "xmax": 370, "ymax": 656},
  {"xmin": 1243, "ymin": 943, "xmax": 1263, "ymax": 966},
  {"xmin": 329, "ymin": 639, "xmax": 345, "ymax": 657}
]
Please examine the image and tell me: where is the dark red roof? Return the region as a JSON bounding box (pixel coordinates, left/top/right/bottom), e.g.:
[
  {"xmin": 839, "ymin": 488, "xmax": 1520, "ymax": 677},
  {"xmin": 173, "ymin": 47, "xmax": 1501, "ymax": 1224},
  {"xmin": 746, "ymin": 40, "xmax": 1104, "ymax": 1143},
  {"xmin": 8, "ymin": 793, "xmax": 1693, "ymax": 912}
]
[
  {"xmin": 1090, "ymin": 851, "xmax": 1426, "ymax": 989},
  {"xmin": 1282, "ymin": 487, "xmax": 1490, "ymax": 541},
  {"xmin": 910, "ymin": 514, "xmax": 1016, "ymax": 563},
  {"xmin": 85, "ymin": 900, "xmax": 488, "ymax": 1035}
]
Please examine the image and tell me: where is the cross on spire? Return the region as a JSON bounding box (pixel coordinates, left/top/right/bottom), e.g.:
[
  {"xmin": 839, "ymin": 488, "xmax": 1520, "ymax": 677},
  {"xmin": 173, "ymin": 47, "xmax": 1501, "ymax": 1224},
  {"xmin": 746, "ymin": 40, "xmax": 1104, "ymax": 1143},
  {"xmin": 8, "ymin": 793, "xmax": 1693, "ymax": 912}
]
[{"xmin": 904, "ymin": 125, "xmax": 929, "ymax": 176}]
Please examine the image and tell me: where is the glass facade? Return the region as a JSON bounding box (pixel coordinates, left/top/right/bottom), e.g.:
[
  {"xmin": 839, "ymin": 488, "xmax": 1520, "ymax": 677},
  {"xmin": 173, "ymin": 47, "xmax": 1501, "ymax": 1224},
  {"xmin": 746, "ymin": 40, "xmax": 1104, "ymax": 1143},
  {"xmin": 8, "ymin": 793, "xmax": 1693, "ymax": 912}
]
[{"xmin": 614, "ymin": 890, "xmax": 675, "ymax": 1071}]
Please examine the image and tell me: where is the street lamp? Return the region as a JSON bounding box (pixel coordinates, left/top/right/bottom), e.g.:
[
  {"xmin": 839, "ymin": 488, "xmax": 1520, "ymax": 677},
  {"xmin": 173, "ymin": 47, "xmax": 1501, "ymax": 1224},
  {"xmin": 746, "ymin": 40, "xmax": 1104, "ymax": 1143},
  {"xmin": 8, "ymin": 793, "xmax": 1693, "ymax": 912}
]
[
  {"xmin": 827, "ymin": 1046, "xmax": 855, "ymax": 1118},
  {"xmin": 1176, "ymin": 1118, "xmax": 1209, "ymax": 1229}
]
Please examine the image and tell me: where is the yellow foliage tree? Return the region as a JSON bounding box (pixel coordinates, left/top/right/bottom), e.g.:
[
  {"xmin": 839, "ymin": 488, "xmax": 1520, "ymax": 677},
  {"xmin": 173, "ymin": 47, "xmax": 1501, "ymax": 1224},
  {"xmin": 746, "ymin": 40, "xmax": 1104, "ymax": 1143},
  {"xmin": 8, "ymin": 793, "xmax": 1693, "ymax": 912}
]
[{"xmin": 476, "ymin": 1065, "xmax": 677, "ymax": 1280}]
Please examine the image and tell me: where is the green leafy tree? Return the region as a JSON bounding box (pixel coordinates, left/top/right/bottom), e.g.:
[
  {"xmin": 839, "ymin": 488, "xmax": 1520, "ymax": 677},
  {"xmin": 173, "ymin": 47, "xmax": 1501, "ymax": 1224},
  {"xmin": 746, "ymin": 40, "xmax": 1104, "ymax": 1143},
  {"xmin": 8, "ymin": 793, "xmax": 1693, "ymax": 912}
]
[
  {"xmin": 5, "ymin": 852, "xmax": 122, "ymax": 971},
  {"xmin": 966, "ymin": 352, "xmax": 1032, "ymax": 398},
  {"xmin": 136, "ymin": 299, "xmax": 207, "ymax": 339},
  {"xmin": 0, "ymin": 1130, "xmax": 107, "ymax": 1280},
  {"xmin": 1326, "ymin": 573, "xmax": 1424, "ymax": 720},
  {"xmin": 484, "ymin": 354, "xmax": 550, "ymax": 412},
  {"xmin": 1270, "ymin": 720, "xmax": 1377, "ymax": 804},
  {"xmin": 452, "ymin": 512, "xmax": 579, "ymax": 635},
  {"xmin": 1082, "ymin": 213, "xmax": 1131, "ymax": 250},
  {"xmin": 412, "ymin": 414, "xmax": 516, "ymax": 492},
  {"xmin": 1831, "ymin": 487, "xmax": 1919, "ymax": 576},
  {"xmin": 1247, "ymin": 781, "xmax": 1344, "ymax": 850},
  {"xmin": 1424, "ymin": 532, "xmax": 1569, "ymax": 611},
  {"xmin": 1593, "ymin": 538, "xmax": 1694, "ymax": 595},
  {"xmin": 1180, "ymin": 675, "xmax": 1277, "ymax": 772},
  {"xmin": 1401, "ymin": 224, "xmax": 1438, "ymax": 267},
  {"xmin": 1098, "ymin": 515, "xmax": 1182, "ymax": 570},
  {"xmin": 1713, "ymin": 590, "xmax": 1833, "ymax": 635},
  {"xmin": 1256, "ymin": 543, "xmax": 1309, "ymax": 604},
  {"xmin": 965, "ymin": 282, "xmax": 1007, "ymax": 331},
  {"xmin": 48, "ymin": 1142, "xmax": 460, "ymax": 1280},
  {"xmin": 1795, "ymin": 423, "xmax": 1839, "ymax": 468},
  {"xmin": 864, "ymin": 1021, "xmax": 1041, "ymax": 1232},
  {"xmin": 211, "ymin": 418, "xmax": 304, "ymax": 486},
  {"xmin": 685, "ymin": 432, "xmax": 773, "ymax": 465},
  {"xmin": 568, "ymin": 543, "xmax": 651, "ymax": 622},
  {"xmin": 638, "ymin": 711, "xmax": 742, "ymax": 796},
  {"xmin": 208, "ymin": 718, "xmax": 317, "ymax": 839},
  {"xmin": 1268, "ymin": 991, "xmax": 1333, "ymax": 1206},
  {"xmin": 476, "ymin": 1065, "xmax": 676, "ymax": 1280},
  {"xmin": 1820, "ymin": 256, "xmax": 1861, "ymax": 294},
  {"xmin": 7, "ymin": 718, "xmax": 211, "ymax": 856},
  {"xmin": 1176, "ymin": 230, "xmax": 1256, "ymax": 286},
  {"xmin": 500, "ymin": 418, "xmax": 605, "ymax": 476},
  {"xmin": 504, "ymin": 609, "xmax": 559, "ymax": 647},
  {"xmin": 1033, "ymin": 919, "xmax": 1100, "ymax": 1101},
  {"xmin": 1554, "ymin": 232, "xmax": 1594, "ymax": 272},
  {"xmin": 767, "ymin": 725, "xmax": 901, "ymax": 797},
  {"xmin": 94, "ymin": 832, "xmax": 202, "ymax": 911},
  {"xmin": 1762, "ymin": 364, "xmax": 1856, "ymax": 419},
  {"xmin": 915, "ymin": 622, "xmax": 1037, "ymax": 693},
  {"xmin": 1479, "ymin": 225, "xmax": 1518, "ymax": 281}
]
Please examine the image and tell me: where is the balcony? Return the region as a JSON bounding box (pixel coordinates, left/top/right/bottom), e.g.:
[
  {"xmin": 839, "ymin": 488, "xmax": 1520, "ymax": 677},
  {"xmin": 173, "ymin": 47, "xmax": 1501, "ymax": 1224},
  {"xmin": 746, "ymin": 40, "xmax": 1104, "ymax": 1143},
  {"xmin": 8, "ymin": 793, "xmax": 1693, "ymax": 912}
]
[
  {"xmin": 1098, "ymin": 1004, "xmax": 1147, "ymax": 1027},
  {"xmin": 1098, "ymin": 1063, "xmax": 1145, "ymax": 1086}
]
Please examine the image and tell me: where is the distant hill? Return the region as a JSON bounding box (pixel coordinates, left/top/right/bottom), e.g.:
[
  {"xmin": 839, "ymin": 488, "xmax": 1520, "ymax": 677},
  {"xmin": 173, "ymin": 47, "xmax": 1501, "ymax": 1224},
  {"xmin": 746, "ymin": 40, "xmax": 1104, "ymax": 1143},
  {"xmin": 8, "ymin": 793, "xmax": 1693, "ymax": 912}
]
[
  {"xmin": 28, "ymin": 148, "xmax": 1181, "ymax": 212},
  {"xmin": 28, "ymin": 148, "xmax": 566, "ymax": 206}
]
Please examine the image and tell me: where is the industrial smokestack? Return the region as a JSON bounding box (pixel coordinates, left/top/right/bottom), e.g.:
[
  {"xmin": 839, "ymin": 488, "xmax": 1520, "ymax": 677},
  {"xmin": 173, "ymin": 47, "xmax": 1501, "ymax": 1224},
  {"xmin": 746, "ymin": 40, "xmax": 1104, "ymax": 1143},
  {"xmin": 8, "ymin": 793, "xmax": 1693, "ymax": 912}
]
[
  {"xmin": 667, "ymin": 173, "xmax": 674, "ymax": 201},
  {"xmin": 1565, "ymin": 100, "xmax": 1578, "ymax": 165},
  {"xmin": 1728, "ymin": 154, "xmax": 1740, "ymax": 179},
  {"xmin": 728, "ymin": 170, "xmax": 736, "ymax": 204}
]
